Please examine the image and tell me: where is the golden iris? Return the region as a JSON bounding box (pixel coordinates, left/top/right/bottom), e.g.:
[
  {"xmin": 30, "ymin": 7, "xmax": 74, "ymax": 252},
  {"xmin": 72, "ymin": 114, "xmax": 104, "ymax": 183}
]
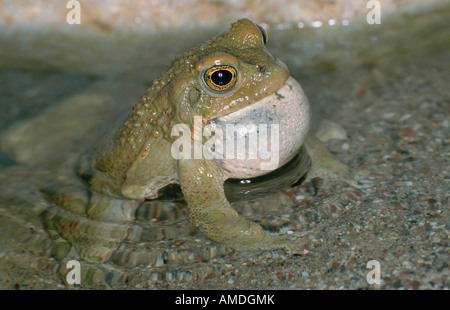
[{"xmin": 203, "ymin": 65, "xmax": 237, "ymax": 92}]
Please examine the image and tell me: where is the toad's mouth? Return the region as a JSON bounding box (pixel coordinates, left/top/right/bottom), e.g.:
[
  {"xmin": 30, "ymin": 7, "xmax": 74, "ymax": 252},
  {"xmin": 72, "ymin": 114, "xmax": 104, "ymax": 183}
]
[{"xmin": 206, "ymin": 76, "xmax": 311, "ymax": 179}]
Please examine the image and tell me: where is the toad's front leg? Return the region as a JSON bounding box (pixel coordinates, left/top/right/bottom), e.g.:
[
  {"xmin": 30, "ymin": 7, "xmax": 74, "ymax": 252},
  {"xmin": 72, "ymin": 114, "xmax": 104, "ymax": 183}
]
[{"xmin": 178, "ymin": 158, "xmax": 301, "ymax": 251}]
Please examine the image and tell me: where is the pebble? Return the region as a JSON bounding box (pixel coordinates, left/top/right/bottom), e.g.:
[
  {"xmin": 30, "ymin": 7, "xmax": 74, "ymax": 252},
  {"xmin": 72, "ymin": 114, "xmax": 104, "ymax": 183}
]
[
  {"xmin": 382, "ymin": 112, "xmax": 396, "ymax": 119},
  {"xmin": 295, "ymin": 194, "xmax": 305, "ymax": 200},
  {"xmin": 315, "ymin": 119, "xmax": 348, "ymax": 143},
  {"xmin": 341, "ymin": 142, "xmax": 350, "ymax": 151},
  {"xmin": 399, "ymin": 113, "xmax": 412, "ymax": 122}
]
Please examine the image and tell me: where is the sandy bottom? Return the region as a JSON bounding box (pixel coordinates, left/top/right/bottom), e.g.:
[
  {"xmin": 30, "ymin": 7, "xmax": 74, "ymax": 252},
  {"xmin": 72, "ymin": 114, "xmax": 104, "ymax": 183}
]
[{"xmin": 0, "ymin": 43, "xmax": 448, "ymax": 290}]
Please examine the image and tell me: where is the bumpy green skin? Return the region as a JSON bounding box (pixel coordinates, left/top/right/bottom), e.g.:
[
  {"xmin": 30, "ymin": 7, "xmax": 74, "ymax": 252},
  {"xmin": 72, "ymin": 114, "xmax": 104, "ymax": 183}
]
[{"xmin": 45, "ymin": 19, "xmax": 318, "ymax": 263}]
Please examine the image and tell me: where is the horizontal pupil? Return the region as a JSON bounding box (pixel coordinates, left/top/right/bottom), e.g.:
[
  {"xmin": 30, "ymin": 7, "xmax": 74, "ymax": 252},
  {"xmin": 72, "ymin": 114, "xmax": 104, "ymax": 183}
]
[{"xmin": 211, "ymin": 70, "xmax": 232, "ymax": 86}]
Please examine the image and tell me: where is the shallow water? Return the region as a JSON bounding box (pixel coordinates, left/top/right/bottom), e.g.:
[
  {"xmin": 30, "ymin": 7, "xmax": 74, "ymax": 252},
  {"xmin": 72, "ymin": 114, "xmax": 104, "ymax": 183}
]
[{"xmin": 0, "ymin": 4, "xmax": 448, "ymax": 289}]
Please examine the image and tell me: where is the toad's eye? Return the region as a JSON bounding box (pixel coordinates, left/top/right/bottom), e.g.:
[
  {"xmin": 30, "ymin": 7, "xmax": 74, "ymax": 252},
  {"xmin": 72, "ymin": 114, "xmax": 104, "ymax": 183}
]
[{"xmin": 203, "ymin": 65, "xmax": 237, "ymax": 92}]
